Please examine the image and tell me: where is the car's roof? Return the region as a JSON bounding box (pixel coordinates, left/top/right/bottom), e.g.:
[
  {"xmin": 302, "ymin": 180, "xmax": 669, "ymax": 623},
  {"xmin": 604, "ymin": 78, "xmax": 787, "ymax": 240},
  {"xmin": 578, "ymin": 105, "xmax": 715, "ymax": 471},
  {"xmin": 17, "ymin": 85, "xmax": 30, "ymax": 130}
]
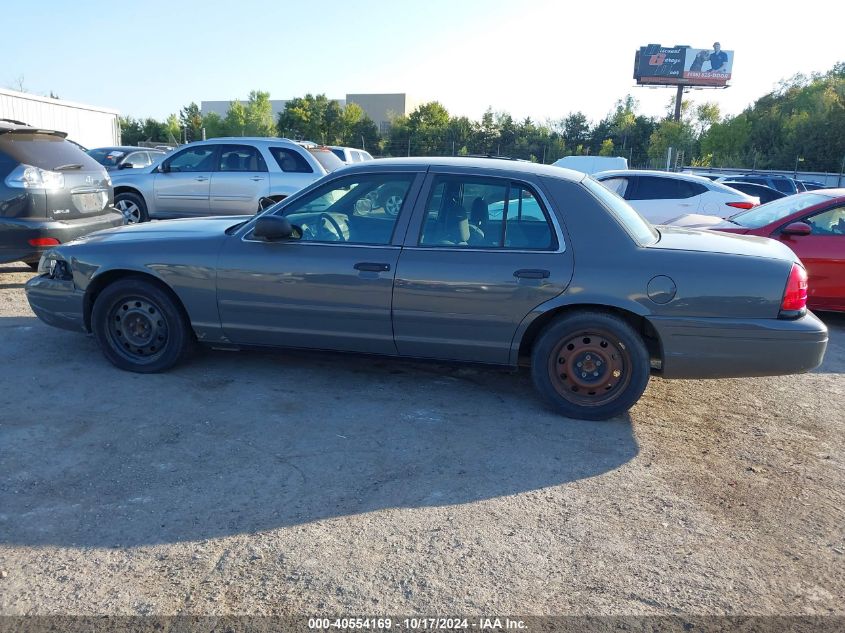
[
  {"xmin": 336, "ymin": 156, "xmax": 585, "ymax": 182},
  {"xmin": 595, "ymin": 169, "xmax": 715, "ymax": 185},
  {"xmin": 799, "ymin": 188, "xmax": 845, "ymax": 198}
]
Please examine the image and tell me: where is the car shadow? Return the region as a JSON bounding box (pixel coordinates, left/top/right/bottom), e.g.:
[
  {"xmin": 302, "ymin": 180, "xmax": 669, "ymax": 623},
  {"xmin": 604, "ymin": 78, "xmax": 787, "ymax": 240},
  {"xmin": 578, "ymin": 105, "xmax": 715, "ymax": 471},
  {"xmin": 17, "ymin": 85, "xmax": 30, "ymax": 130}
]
[{"xmin": 0, "ymin": 318, "xmax": 638, "ymax": 548}]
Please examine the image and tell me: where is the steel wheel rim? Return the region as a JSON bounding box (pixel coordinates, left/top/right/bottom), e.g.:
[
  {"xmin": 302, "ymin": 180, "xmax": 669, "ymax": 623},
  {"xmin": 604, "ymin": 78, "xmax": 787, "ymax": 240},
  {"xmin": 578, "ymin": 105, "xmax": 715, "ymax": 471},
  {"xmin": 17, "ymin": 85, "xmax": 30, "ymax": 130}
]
[
  {"xmin": 116, "ymin": 199, "xmax": 141, "ymax": 223},
  {"xmin": 384, "ymin": 195, "xmax": 402, "ymax": 216},
  {"xmin": 547, "ymin": 329, "xmax": 631, "ymax": 407},
  {"xmin": 106, "ymin": 295, "xmax": 168, "ymax": 363}
]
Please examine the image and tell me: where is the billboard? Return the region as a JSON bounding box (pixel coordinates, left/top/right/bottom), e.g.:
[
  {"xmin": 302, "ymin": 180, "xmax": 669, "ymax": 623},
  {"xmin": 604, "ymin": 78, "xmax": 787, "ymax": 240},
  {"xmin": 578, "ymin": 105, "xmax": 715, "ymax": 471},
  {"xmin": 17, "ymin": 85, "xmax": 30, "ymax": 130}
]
[{"xmin": 634, "ymin": 43, "xmax": 733, "ymax": 87}]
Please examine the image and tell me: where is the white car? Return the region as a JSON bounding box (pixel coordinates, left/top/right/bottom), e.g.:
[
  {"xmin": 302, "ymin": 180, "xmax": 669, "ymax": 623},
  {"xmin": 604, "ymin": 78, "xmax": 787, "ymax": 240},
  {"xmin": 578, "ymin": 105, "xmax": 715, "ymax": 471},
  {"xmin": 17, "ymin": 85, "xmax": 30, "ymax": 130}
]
[
  {"xmin": 329, "ymin": 146, "xmax": 374, "ymax": 164},
  {"xmin": 593, "ymin": 170, "xmax": 758, "ymax": 224}
]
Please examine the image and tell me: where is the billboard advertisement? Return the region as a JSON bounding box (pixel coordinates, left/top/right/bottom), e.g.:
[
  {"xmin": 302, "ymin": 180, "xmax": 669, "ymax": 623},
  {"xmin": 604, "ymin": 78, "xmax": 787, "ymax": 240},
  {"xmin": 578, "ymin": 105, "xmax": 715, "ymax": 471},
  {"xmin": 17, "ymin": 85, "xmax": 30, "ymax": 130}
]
[{"xmin": 634, "ymin": 43, "xmax": 733, "ymax": 87}]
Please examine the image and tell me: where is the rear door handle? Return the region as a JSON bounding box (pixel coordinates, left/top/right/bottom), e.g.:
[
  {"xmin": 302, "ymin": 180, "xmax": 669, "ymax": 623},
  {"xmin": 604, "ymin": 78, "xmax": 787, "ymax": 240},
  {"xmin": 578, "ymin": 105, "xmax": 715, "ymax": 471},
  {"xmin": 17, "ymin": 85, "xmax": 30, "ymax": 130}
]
[
  {"xmin": 354, "ymin": 262, "xmax": 391, "ymax": 272},
  {"xmin": 195, "ymin": 177, "xmax": 208, "ymax": 182},
  {"xmin": 514, "ymin": 269, "xmax": 550, "ymax": 279}
]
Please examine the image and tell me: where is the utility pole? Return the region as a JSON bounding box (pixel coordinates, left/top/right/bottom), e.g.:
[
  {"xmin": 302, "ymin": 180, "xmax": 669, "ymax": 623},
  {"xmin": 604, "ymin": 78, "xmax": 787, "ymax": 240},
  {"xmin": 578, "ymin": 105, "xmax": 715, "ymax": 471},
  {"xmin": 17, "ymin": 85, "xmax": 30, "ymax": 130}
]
[
  {"xmin": 407, "ymin": 136, "xmax": 411, "ymax": 157},
  {"xmin": 673, "ymin": 85, "xmax": 684, "ymax": 122},
  {"xmin": 361, "ymin": 134, "xmax": 365, "ymax": 151},
  {"xmin": 838, "ymin": 154, "xmax": 845, "ymax": 187}
]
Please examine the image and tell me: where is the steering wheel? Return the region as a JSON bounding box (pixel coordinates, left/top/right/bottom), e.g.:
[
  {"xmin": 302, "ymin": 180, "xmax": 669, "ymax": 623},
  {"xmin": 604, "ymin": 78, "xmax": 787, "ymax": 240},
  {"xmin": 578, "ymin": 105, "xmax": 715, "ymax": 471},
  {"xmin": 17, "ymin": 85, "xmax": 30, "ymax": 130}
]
[{"xmin": 318, "ymin": 213, "xmax": 345, "ymax": 242}]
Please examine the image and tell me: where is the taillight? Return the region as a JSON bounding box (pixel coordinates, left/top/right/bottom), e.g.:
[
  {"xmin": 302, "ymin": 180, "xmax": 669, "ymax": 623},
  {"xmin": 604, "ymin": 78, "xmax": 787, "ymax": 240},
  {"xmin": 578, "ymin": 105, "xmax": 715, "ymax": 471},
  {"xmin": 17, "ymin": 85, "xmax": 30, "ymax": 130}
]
[
  {"xmin": 28, "ymin": 237, "xmax": 60, "ymax": 247},
  {"xmin": 780, "ymin": 264, "xmax": 808, "ymax": 316},
  {"xmin": 726, "ymin": 201, "xmax": 756, "ymax": 210}
]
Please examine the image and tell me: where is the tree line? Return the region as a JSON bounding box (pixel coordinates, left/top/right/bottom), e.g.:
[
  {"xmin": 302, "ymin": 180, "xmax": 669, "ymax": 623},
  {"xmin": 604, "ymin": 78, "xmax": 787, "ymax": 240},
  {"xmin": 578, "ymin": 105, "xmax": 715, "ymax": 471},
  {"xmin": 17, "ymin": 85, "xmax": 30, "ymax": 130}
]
[{"xmin": 119, "ymin": 62, "xmax": 844, "ymax": 172}]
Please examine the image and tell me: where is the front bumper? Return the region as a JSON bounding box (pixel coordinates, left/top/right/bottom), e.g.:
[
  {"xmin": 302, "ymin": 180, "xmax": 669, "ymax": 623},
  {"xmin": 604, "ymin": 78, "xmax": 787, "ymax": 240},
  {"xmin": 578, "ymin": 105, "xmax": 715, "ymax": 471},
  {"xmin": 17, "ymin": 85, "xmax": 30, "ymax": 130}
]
[
  {"xmin": 648, "ymin": 312, "xmax": 828, "ymax": 379},
  {"xmin": 0, "ymin": 210, "xmax": 124, "ymax": 264},
  {"xmin": 25, "ymin": 275, "xmax": 87, "ymax": 333}
]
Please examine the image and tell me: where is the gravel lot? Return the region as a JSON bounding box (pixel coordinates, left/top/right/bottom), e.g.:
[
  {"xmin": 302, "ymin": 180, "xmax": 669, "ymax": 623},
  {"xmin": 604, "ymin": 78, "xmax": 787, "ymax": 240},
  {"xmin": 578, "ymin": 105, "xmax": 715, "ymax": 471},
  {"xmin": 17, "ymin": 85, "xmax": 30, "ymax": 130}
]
[{"xmin": 0, "ymin": 260, "xmax": 843, "ymax": 618}]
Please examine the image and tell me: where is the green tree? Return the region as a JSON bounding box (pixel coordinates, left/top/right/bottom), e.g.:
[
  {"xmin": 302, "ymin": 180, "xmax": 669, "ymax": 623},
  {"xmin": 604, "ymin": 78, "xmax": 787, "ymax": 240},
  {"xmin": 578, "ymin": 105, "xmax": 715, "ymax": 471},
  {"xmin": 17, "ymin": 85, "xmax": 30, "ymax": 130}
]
[
  {"xmin": 561, "ymin": 112, "xmax": 590, "ymax": 150},
  {"xmin": 164, "ymin": 114, "xmax": 181, "ymax": 143},
  {"xmin": 598, "ymin": 139, "xmax": 615, "ymax": 156},
  {"xmin": 179, "ymin": 102, "xmax": 204, "ymax": 142},
  {"xmin": 201, "ymin": 111, "xmax": 226, "ymax": 138},
  {"xmin": 244, "ymin": 90, "xmax": 276, "ymax": 137},
  {"xmin": 224, "ymin": 100, "xmax": 248, "ymax": 136},
  {"xmin": 119, "ymin": 116, "xmax": 143, "ymax": 145}
]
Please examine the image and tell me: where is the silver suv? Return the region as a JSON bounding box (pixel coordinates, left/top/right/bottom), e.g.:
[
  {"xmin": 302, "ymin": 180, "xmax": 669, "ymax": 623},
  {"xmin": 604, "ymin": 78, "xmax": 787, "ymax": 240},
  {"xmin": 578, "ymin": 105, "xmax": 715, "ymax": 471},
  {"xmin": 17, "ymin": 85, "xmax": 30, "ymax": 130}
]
[{"xmin": 111, "ymin": 137, "xmax": 344, "ymax": 223}]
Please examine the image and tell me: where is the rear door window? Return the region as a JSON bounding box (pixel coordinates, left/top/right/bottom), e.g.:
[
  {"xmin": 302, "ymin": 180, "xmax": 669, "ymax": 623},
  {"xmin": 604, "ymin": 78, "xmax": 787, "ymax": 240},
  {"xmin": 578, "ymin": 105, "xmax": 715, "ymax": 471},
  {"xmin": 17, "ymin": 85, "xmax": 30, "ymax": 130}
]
[
  {"xmin": 307, "ymin": 148, "xmax": 345, "ymax": 173},
  {"xmin": 677, "ymin": 180, "xmax": 707, "ymax": 198}
]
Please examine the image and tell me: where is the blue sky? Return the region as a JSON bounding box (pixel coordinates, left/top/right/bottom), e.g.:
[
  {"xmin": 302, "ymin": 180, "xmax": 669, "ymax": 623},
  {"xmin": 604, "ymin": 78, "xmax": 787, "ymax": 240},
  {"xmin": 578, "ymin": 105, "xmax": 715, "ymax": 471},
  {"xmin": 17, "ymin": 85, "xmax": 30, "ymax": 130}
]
[{"xmin": 3, "ymin": 0, "xmax": 841, "ymax": 124}]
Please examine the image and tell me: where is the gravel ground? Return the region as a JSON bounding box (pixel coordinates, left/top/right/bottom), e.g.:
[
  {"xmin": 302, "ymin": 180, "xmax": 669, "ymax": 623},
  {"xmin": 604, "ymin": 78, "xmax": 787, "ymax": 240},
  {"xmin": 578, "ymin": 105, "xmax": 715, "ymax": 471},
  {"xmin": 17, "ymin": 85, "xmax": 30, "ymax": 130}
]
[{"xmin": 0, "ymin": 260, "xmax": 843, "ymax": 618}]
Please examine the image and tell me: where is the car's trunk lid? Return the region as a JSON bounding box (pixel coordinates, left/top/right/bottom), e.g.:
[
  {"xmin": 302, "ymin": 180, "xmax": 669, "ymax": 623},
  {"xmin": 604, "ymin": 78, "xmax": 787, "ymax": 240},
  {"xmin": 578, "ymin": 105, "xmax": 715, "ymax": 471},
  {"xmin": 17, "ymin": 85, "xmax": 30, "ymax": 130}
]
[{"xmin": 650, "ymin": 225, "xmax": 798, "ymax": 263}]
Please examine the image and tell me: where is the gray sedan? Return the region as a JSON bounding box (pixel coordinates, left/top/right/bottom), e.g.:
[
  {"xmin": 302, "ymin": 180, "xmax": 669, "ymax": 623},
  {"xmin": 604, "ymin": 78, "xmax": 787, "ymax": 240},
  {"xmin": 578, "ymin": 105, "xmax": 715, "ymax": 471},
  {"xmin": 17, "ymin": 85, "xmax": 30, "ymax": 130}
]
[{"xmin": 26, "ymin": 158, "xmax": 828, "ymax": 420}]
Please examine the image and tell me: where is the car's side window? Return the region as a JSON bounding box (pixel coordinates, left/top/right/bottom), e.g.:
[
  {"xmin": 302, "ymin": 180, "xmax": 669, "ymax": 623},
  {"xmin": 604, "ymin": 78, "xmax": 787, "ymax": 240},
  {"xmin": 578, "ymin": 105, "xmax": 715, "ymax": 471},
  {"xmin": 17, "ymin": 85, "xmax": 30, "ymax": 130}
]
[
  {"xmin": 418, "ymin": 176, "xmax": 556, "ymax": 250},
  {"xmin": 677, "ymin": 180, "xmax": 707, "ymax": 198},
  {"xmin": 124, "ymin": 152, "xmax": 149, "ymax": 168},
  {"xmin": 269, "ymin": 147, "xmax": 313, "ymax": 173},
  {"xmin": 165, "ymin": 146, "xmax": 217, "ymax": 173},
  {"xmin": 628, "ymin": 176, "xmax": 678, "ymax": 200},
  {"xmin": 806, "ymin": 207, "xmax": 845, "ymax": 235},
  {"xmin": 272, "ymin": 174, "xmax": 415, "ymax": 245},
  {"xmin": 219, "ymin": 145, "xmax": 268, "ymax": 172}
]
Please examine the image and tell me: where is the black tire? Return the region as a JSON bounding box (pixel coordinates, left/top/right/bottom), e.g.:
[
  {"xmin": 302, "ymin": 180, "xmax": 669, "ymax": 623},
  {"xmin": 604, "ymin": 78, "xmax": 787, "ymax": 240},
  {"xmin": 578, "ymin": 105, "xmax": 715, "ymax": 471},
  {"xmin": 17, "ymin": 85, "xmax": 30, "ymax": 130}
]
[
  {"xmin": 531, "ymin": 311, "xmax": 650, "ymax": 421},
  {"xmin": 114, "ymin": 191, "xmax": 149, "ymax": 224},
  {"xmin": 91, "ymin": 277, "xmax": 192, "ymax": 373}
]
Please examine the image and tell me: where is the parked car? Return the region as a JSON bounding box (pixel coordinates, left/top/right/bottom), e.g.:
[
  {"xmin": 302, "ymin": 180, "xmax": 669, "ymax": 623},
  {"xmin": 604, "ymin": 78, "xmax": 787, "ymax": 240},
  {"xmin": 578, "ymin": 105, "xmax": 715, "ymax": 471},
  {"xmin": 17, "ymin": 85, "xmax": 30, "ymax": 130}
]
[
  {"xmin": 329, "ymin": 146, "xmax": 374, "ymax": 163},
  {"xmin": 27, "ymin": 158, "xmax": 827, "ymax": 420},
  {"xmin": 110, "ymin": 138, "xmax": 344, "ymax": 223},
  {"xmin": 721, "ymin": 181, "xmax": 786, "ymax": 204},
  {"xmin": 87, "ymin": 146, "xmax": 166, "ymax": 171},
  {"xmin": 716, "ymin": 174, "xmax": 802, "ymax": 195},
  {"xmin": 799, "ymin": 180, "xmax": 827, "ymax": 191},
  {"xmin": 0, "ymin": 121, "xmax": 124, "ymax": 267},
  {"xmin": 552, "ymin": 155, "xmax": 627, "ymax": 174},
  {"xmin": 669, "ymin": 190, "xmax": 845, "ymax": 312},
  {"xmin": 594, "ymin": 170, "xmax": 758, "ymax": 224}
]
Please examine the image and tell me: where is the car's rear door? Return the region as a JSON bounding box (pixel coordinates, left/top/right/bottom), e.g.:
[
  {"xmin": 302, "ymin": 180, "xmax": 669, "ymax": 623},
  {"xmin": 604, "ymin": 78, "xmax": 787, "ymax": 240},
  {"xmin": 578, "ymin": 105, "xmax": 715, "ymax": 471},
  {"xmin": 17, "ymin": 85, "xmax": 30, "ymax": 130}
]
[
  {"xmin": 154, "ymin": 145, "xmax": 217, "ymax": 216},
  {"xmin": 391, "ymin": 170, "xmax": 573, "ymax": 364},
  {"xmin": 209, "ymin": 144, "xmax": 270, "ymax": 215},
  {"xmin": 216, "ymin": 170, "xmax": 424, "ymax": 354}
]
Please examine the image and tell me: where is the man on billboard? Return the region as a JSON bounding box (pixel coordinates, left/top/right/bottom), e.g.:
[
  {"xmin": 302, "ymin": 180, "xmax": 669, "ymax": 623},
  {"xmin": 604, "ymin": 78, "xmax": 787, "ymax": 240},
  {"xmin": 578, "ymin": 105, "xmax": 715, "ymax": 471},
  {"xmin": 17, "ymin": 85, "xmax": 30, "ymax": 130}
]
[{"xmin": 708, "ymin": 42, "xmax": 728, "ymax": 72}]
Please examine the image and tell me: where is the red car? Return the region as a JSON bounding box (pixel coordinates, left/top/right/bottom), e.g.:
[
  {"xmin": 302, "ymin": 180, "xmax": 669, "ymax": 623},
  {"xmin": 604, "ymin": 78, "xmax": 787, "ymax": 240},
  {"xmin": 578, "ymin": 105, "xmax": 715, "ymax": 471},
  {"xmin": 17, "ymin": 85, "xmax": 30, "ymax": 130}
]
[{"xmin": 672, "ymin": 190, "xmax": 845, "ymax": 312}]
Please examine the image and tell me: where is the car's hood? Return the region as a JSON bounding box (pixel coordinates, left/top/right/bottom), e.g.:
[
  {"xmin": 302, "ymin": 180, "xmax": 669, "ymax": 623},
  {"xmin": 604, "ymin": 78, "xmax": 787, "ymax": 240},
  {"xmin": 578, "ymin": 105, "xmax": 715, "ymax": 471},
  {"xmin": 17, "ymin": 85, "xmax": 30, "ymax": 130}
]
[
  {"xmin": 110, "ymin": 168, "xmax": 154, "ymax": 183},
  {"xmin": 72, "ymin": 217, "xmax": 247, "ymax": 245},
  {"xmin": 650, "ymin": 225, "xmax": 798, "ymax": 263}
]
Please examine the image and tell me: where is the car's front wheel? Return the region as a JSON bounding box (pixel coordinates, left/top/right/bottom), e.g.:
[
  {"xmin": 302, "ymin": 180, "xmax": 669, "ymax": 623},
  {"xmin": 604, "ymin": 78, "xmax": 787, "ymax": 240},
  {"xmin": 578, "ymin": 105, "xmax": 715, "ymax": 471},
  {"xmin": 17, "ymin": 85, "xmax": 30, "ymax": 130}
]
[
  {"xmin": 531, "ymin": 311, "xmax": 650, "ymax": 420},
  {"xmin": 92, "ymin": 277, "xmax": 192, "ymax": 373},
  {"xmin": 114, "ymin": 191, "xmax": 149, "ymax": 224}
]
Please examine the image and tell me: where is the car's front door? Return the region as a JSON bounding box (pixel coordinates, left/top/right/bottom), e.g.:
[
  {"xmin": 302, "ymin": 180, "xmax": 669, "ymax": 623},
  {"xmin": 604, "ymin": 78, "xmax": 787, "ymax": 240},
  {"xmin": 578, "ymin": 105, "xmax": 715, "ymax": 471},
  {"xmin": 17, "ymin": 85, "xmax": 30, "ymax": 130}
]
[
  {"xmin": 209, "ymin": 144, "xmax": 270, "ymax": 215},
  {"xmin": 776, "ymin": 205, "xmax": 845, "ymax": 310},
  {"xmin": 216, "ymin": 171, "xmax": 424, "ymax": 353},
  {"xmin": 392, "ymin": 172, "xmax": 573, "ymax": 364},
  {"xmin": 154, "ymin": 145, "xmax": 218, "ymax": 216}
]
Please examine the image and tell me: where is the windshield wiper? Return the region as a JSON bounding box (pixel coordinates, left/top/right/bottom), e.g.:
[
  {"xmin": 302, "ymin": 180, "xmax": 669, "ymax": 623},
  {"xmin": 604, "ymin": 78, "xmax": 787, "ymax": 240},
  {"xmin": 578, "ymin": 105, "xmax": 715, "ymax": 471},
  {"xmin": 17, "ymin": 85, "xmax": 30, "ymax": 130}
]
[{"xmin": 54, "ymin": 163, "xmax": 83, "ymax": 171}]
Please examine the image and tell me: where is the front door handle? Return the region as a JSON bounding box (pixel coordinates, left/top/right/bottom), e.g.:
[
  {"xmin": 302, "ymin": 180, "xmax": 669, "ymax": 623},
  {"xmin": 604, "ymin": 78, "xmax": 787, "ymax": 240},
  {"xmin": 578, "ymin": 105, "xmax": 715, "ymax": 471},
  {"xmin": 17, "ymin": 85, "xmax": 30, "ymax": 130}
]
[
  {"xmin": 354, "ymin": 262, "xmax": 391, "ymax": 272},
  {"xmin": 514, "ymin": 269, "xmax": 550, "ymax": 279},
  {"xmin": 250, "ymin": 176, "xmax": 265, "ymax": 181}
]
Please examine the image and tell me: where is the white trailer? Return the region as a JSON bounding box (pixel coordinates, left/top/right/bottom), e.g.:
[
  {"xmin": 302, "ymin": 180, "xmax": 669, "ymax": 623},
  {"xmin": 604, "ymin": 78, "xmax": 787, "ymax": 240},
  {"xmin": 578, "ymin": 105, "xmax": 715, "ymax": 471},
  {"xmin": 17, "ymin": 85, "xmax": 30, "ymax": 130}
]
[{"xmin": 0, "ymin": 88, "xmax": 120, "ymax": 149}]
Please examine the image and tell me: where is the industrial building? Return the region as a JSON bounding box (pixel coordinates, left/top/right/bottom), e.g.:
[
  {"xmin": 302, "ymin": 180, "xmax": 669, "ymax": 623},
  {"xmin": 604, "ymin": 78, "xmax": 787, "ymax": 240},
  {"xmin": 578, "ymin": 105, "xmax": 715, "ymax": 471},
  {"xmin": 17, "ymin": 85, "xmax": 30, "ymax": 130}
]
[
  {"xmin": 201, "ymin": 93, "xmax": 416, "ymax": 135},
  {"xmin": 0, "ymin": 88, "xmax": 120, "ymax": 148}
]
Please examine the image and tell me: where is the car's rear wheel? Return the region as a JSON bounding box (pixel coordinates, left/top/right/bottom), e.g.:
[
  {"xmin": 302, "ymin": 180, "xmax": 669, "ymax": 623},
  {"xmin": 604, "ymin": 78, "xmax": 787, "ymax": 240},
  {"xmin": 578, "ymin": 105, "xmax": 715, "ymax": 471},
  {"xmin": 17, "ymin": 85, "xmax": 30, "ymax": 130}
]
[
  {"xmin": 114, "ymin": 192, "xmax": 149, "ymax": 224},
  {"xmin": 531, "ymin": 311, "xmax": 650, "ymax": 420},
  {"xmin": 92, "ymin": 277, "xmax": 192, "ymax": 373}
]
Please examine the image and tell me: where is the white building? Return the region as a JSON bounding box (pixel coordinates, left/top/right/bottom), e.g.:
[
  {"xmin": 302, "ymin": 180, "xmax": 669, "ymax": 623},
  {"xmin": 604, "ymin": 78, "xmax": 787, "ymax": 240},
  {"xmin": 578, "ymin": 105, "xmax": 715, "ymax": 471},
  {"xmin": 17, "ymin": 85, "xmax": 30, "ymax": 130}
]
[{"xmin": 0, "ymin": 88, "xmax": 120, "ymax": 148}]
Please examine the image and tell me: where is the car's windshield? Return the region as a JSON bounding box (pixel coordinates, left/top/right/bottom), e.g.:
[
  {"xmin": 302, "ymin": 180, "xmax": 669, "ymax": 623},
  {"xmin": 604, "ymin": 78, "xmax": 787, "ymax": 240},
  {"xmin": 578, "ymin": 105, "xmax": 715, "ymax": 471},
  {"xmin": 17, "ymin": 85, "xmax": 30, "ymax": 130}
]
[
  {"xmin": 87, "ymin": 148, "xmax": 125, "ymax": 166},
  {"xmin": 583, "ymin": 177, "xmax": 658, "ymax": 245},
  {"xmin": 730, "ymin": 193, "xmax": 832, "ymax": 228}
]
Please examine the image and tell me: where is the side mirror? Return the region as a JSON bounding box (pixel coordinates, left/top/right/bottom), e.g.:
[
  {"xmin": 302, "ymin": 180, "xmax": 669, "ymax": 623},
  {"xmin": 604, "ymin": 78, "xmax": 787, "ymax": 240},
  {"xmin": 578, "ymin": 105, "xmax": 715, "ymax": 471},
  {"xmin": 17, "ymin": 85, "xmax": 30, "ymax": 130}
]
[
  {"xmin": 253, "ymin": 215, "xmax": 293, "ymax": 241},
  {"xmin": 257, "ymin": 196, "xmax": 277, "ymax": 211},
  {"xmin": 781, "ymin": 221, "xmax": 812, "ymax": 236},
  {"xmin": 118, "ymin": 162, "xmax": 135, "ymax": 169},
  {"xmin": 157, "ymin": 163, "xmax": 170, "ymax": 173}
]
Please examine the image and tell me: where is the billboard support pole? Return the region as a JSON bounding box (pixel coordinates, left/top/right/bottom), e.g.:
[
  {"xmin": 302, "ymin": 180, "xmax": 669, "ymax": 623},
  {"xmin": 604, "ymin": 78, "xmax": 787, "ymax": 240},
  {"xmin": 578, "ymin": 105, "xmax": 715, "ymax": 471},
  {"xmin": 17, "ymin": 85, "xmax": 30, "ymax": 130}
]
[{"xmin": 673, "ymin": 85, "xmax": 684, "ymax": 122}]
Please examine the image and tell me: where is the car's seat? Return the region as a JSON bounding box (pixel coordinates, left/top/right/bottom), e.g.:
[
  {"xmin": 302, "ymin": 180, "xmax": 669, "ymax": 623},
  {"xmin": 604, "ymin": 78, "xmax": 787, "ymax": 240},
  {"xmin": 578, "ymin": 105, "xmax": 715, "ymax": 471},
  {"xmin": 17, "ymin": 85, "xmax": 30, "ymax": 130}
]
[
  {"xmin": 469, "ymin": 197, "xmax": 494, "ymax": 246},
  {"xmin": 224, "ymin": 153, "xmax": 241, "ymax": 171}
]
